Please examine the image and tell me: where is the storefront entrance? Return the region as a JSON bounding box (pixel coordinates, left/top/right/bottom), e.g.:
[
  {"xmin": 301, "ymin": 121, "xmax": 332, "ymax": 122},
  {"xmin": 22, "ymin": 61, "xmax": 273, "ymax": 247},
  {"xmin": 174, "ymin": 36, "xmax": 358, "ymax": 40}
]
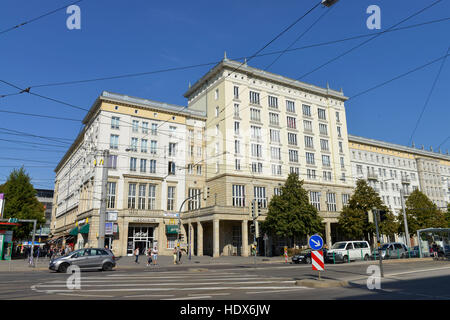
[{"xmin": 127, "ymin": 224, "xmax": 154, "ymax": 256}]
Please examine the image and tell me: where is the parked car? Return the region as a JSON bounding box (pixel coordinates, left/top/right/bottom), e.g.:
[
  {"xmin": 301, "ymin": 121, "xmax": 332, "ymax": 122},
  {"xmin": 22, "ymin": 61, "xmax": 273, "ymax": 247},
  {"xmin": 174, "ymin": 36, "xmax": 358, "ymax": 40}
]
[
  {"xmin": 409, "ymin": 246, "xmax": 420, "ymax": 258},
  {"xmin": 325, "ymin": 241, "xmax": 371, "ymax": 263},
  {"xmin": 379, "ymin": 242, "xmax": 409, "ymax": 259},
  {"xmin": 292, "ymin": 248, "xmax": 328, "ymax": 264},
  {"xmin": 49, "ymin": 248, "xmax": 116, "ymax": 273}
]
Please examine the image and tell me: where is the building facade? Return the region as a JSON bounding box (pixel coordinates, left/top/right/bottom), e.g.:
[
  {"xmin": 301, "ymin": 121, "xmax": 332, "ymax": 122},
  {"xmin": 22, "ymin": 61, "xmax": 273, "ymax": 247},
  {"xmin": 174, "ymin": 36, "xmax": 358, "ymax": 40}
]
[
  {"xmin": 35, "ymin": 189, "xmax": 53, "ymax": 242},
  {"xmin": 51, "ymin": 92, "xmax": 206, "ymax": 256}
]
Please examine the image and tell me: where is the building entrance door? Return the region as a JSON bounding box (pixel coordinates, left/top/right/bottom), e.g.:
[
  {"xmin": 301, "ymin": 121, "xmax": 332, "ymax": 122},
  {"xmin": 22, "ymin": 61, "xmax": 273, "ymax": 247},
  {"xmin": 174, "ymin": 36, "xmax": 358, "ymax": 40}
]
[{"xmin": 127, "ymin": 224, "xmax": 154, "ymax": 256}]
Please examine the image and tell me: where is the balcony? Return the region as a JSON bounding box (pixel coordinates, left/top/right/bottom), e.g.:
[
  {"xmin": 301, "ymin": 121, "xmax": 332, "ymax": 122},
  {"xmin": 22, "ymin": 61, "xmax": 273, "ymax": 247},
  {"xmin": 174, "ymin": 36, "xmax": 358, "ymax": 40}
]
[
  {"xmin": 367, "ymin": 172, "xmax": 378, "ymax": 181},
  {"xmin": 401, "ymin": 176, "xmax": 411, "ymax": 185}
]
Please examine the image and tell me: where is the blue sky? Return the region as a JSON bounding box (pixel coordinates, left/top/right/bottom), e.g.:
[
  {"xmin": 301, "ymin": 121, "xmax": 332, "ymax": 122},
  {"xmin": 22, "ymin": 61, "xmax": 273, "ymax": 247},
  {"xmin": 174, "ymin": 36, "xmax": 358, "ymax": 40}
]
[{"xmin": 0, "ymin": 0, "xmax": 449, "ymax": 189}]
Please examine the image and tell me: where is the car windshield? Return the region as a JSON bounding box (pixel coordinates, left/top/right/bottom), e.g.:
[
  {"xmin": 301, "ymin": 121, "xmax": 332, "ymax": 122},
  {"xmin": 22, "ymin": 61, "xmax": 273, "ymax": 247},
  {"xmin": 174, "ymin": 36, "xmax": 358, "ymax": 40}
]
[{"xmin": 331, "ymin": 242, "xmax": 347, "ymax": 249}]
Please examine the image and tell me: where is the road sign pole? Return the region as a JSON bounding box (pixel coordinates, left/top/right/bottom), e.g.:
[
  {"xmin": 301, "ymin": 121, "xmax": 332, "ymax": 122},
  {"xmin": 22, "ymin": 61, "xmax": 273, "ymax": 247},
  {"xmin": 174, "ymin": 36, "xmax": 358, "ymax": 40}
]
[{"xmin": 373, "ymin": 208, "xmax": 384, "ymax": 278}]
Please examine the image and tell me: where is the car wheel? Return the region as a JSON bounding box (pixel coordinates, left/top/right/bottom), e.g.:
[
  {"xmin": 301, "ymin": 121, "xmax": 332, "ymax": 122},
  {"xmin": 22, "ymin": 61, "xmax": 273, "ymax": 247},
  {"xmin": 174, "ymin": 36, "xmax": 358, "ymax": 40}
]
[
  {"xmin": 102, "ymin": 262, "xmax": 113, "ymax": 271},
  {"xmin": 58, "ymin": 263, "xmax": 69, "ymax": 273},
  {"xmin": 364, "ymin": 254, "xmax": 369, "ymax": 261},
  {"xmin": 305, "ymin": 257, "xmax": 311, "ymax": 264}
]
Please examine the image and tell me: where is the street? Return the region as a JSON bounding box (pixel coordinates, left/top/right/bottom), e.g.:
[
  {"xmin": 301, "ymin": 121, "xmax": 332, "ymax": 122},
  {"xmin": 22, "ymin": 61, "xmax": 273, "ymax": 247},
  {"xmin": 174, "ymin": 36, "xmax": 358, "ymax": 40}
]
[{"xmin": 0, "ymin": 259, "xmax": 448, "ymax": 300}]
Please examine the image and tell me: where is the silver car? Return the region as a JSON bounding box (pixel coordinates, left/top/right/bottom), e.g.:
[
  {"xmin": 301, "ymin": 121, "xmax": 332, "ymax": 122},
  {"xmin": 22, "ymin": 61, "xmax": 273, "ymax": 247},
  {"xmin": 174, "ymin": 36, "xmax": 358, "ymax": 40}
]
[
  {"xmin": 49, "ymin": 248, "xmax": 116, "ymax": 272},
  {"xmin": 379, "ymin": 242, "xmax": 409, "ymax": 259}
]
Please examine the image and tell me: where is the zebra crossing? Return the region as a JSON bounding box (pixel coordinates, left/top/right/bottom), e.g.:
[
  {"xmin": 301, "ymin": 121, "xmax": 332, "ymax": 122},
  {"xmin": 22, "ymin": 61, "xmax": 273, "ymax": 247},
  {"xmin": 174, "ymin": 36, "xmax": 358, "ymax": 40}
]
[{"xmin": 31, "ymin": 269, "xmax": 312, "ymax": 299}]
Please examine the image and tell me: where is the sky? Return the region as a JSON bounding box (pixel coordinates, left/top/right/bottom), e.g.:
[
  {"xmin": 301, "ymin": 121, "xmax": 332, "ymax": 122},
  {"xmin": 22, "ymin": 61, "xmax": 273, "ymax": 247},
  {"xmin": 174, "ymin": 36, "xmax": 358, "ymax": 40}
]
[{"xmin": 0, "ymin": 0, "xmax": 449, "ymax": 189}]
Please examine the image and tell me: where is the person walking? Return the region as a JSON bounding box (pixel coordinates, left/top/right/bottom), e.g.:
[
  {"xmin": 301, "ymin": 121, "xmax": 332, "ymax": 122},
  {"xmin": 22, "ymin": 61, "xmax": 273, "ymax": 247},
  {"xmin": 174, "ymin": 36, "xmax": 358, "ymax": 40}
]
[
  {"xmin": 173, "ymin": 248, "xmax": 177, "ymax": 265},
  {"xmin": 146, "ymin": 247, "xmax": 152, "ymax": 267},
  {"xmin": 178, "ymin": 249, "xmax": 182, "ymax": 264},
  {"xmin": 134, "ymin": 247, "xmax": 140, "ymax": 264},
  {"xmin": 152, "ymin": 246, "xmax": 158, "ymax": 266}
]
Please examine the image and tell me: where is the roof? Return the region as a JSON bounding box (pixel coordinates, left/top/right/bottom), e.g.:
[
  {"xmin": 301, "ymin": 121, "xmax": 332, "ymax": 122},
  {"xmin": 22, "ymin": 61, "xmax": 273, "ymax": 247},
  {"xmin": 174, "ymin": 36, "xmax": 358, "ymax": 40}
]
[{"xmin": 183, "ymin": 58, "xmax": 348, "ymax": 101}]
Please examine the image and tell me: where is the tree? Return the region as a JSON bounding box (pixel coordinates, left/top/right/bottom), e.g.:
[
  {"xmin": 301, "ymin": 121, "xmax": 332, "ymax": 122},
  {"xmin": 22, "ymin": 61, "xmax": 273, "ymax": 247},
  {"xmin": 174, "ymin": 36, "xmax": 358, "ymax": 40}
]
[
  {"xmin": 446, "ymin": 204, "xmax": 450, "ymax": 228},
  {"xmin": 0, "ymin": 167, "xmax": 45, "ymax": 240},
  {"xmin": 261, "ymin": 173, "xmax": 323, "ymax": 246},
  {"xmin": 338, "ymin": 179, "xmax": 397, "ymax": 242},
  {"xmin": 400, "ymin": 189, "xmax": 446, "ymax": 234}
]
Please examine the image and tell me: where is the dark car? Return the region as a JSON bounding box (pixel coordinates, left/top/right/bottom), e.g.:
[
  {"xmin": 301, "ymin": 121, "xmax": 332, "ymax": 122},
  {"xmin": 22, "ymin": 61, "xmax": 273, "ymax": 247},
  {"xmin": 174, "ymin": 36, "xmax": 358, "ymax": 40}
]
[{"xmin": 292, "ymin": 248, "xmax": 328, "ymax": 264}]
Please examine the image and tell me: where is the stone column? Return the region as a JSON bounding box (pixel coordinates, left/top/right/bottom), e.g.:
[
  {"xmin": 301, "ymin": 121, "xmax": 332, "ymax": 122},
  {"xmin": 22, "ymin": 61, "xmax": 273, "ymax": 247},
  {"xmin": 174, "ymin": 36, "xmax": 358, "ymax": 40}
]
[
  {"xmin": 197, "ymin": 222, "xmax": 203, "ymax": 256},
  {"xmin": 213, "ymin": 219, "xmax": 220, "ymax": 258},
  {"xmin": 188, "ymin": 222, "xmax": 194, "ymax": 257},
  {"xmin": 241, "ymin": 219, "xmax": 249, "ymax": 257},
  {"xmin": 325, "ymin": 221, "xmax": 332, "ymax": 248}
]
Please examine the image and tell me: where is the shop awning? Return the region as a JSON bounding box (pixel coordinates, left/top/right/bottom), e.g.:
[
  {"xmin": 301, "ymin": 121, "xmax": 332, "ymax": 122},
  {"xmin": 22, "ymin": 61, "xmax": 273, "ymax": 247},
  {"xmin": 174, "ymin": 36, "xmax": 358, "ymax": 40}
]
[
  {"xmin": 79, "ymin": 224, "xmax": 90, "ymax": 234},
  {"xmin": 166, "ymin": 225, "xmax": 179, "ymax": 234},
  {"xmin": 69, "ymin": 227, "xmax": 79, "ymax": 236}
]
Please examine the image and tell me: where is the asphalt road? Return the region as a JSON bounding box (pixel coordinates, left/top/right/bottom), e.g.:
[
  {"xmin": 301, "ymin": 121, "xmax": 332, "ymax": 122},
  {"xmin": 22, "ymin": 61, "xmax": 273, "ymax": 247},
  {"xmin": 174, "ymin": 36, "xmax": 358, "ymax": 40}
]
[{"xmin": 0, "ymin": 260, "xmax": 449, "ymax": 300}]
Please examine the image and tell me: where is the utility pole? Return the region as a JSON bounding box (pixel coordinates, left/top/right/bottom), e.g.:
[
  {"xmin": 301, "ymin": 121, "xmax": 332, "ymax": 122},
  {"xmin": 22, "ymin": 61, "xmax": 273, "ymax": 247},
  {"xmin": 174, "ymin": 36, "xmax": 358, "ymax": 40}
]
[
  {"xmin": 372, "ymin": 208, "xmax": 384, "ymax": 277},
  {"xmin": 97, "ymin": 149, "xmax": 109, "ymax": 249},
  {"xmin": 400, "ymin": 189, "xmax": 411, "ymax": 248}
]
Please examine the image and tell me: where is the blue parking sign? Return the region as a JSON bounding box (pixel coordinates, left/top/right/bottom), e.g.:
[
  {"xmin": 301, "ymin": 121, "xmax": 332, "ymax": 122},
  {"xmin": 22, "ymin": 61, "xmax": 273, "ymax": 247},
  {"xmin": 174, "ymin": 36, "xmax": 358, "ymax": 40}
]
[{"xmin": 309, "ymin": 234, "xmax": 324, "ymax": 250}]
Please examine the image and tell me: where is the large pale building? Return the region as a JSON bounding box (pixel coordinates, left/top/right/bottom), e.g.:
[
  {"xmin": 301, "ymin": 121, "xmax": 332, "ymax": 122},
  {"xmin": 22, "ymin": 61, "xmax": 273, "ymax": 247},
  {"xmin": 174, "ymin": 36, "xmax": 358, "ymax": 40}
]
[
  {"xmin": 182, "ymin": 58, "xmax": 353, "ymax": 256},
  {"xmin": 51, "ymin": 91, "xmax": 206, "ymax": 256}
]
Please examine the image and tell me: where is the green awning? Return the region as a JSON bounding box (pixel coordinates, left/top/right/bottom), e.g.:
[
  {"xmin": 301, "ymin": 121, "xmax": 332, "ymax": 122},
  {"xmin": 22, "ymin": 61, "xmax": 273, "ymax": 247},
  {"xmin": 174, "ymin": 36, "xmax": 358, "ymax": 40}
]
[
  {"xmin": 166, "ymin": 225, "xmax": 179, "ymax": 234},
  {"xmin": 69, "ymin": 227, "xmax": 79, "ymax": 236},
  {"xmin": 79, "ymin": 224, "xmax": 90, "ymax": 234}
]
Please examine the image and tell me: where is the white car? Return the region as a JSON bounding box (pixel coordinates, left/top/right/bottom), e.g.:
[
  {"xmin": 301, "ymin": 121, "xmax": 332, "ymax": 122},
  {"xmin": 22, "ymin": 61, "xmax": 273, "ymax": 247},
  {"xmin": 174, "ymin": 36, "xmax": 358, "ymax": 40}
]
[{"xmin": 326, "ymin": 241, "xmax": 371, "ymax": 263}]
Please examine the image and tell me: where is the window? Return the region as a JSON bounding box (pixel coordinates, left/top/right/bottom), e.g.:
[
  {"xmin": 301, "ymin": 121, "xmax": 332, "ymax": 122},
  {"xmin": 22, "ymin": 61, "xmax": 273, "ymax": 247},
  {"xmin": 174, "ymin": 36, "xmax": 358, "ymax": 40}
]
[
  {"xmin": 251, "ymin": 144, "xmax": 262, "ymax": 158},
  {"xmin": 271, "ymin": 147, "xmax": 281, "ymax": 160},
  {"xmin": 232, "ymin": 185, "xmax": 245, "ymax": 207},
  {"xmin": 327, "ymin": 193, "xmax": 337, "ymax": 211},
  {"xmin": 149, "ymin": 160, "xmax": 156, "ymax": 173},
  {"xmin": 234, "ymin": 104, "xmax": 239, "ymax": 117},
  {"xmin": 138, "ymin": 184, "xmax": 146, "ymax": 209},
  {"xmin": 340, "ymin": 157, "xmax": 345, "ymax": 169},
  {"xmin": 310, "ymin": 191, "xmax": 321, "ymax": 210},
  {"xmin": 142, "ymin": 122, "xmax": 148, "ymax": 134},
  {"xmin": 132, "ymin": 120, "xmax": 139, "ymax": 133},
  {"xmin": 290, "ymin": 167, "xmax": 300, "ymax": 175},
  {"xmin": 339, "ymin": 141, "xmax": 343, "ymax": 153},
  {"xmin": 302, "ymin": 104, "xmax": 311, "ymax": 117},
  {"xmin": 188, "ymin": 188, "xmax": 201, "ymax": 210},
  {"xmin": 305, "ymin": 136, "xmax": 314, "ymax": 149},
  {"xmin": 250, "ymin": 108, "xmax": 261, "ymax": 122},
  {"xmin": 140, "ymin": 159, "xmax": 147, "ymax": 173},
  {"xmin": 307, "ymin": 169, "xmax": 316, "ymax": 179},
  {"xmin": 274, "ymin": 188, "xmax": 281, "ymax": 196},
  {"xmin": 319, "ymin": 123, "xmax": 328, "ymax": 135},
  {"xmin": 306, "ymin": 152, "xmax": 315, "ymax": 165},
  {"xmin": 141, "ymin": 139, "xmax": 148, "ymax": 153},
  {"xmin": 148, "ymin": 184, "xmax": 156, "ymax": 210},
  {"xmin": 197, "ymin": 146, "xmax": 202, "ymax": 157},
  {"xmin": 271, "ymin": 164, "xmax": 282, "ymax": 176},
  {"xmin": 336, "ymin": 111, "xmax": 340, "ymax": 122},
  {"xmin": 130, "ymin": 137, "xmax": 138, "ymax": 152},
  {"xmin": 196, "ymin": 164, "xmax": 202, "ymax": 175},
  {"xmin": 249, "ymin": 91, "xmax": 260, "ymax": 105},
  {"xmin": 130, "ymin": 157, "xmax": 137, "ymax": 171},
  {"xmin": 235, "ymin": 140, "xmax": 240, "ymax": 154},
  {"xmin": 322, "ymin": 155, "xmax": 331, "ymax": 167},
  {"xmin": 270, "ymin": 129, "xmax": 280, "ymax": 143},
  {"xmin": 287, "ymin": 116, "xmax": 297, "ymax": 129},
  {"xmin": 128, "ymin": 183, "xmax": 136, "ymax": 209},
  {"xmin": 168, "ymin": 161, "xmax": 176, "ymax": 175},
  {"xmin": 150, "ymin": 141, "xmax": 157, "ymax": 154},
  {"xmin": 320, "ymin": 139, "xmax": 329, "ymax": 151},
  {"xmin": 234, "ymin": 122, "xmax": 240, "ymax": 135},
  {"xmin": 167, "ymin": 186, "xmax": 175, "ymax": 211},
  {"xmin": 251, "ymin": 162, "xmax": 263, "ymax": 173},
  {"xmin": 337, "ymin": 126, "xmax": 342, "ymax": 137},
  {"xmin": 289, "ymin": 150, "xmax": 299, "ymax": 163},
  {"xmin": 234, "ymin": 86, "xmax": 239, "ymax": 99},
  {"xmin": 323, "ymin": 171, "xmax": 332, "ymax": 181},
  {"xmin": 254, "ymin": 187, "xmax": 267, "ymax": 208},
  {"xmin": 269, "ymin": 112, "xmax": 279, "ymax": 126},
  {"xmin": 151, "ymin": 123, "xmax": 158, "ymax": 135},
  {"xmin": 108, "ymin": 154, "xmax": 117, "ymax": 170},
  {"xmin": 110, "ymin": 134, "xmax": 119, "ymax": 149},
  {"xmin": 107, "ymin": 182, "xmax": 116, "ymax": 209},
  {"xmin": 286, "ymin": 100, "xmax": 295, "ymax": 113},
  {"xmin": 235, "ymin": 159, "xmax": 241, "ymax": 171},
  {"xmin": 168, "ymin": 143, "xmax": 177, "ymax": 157},
  {"xmin": 251, "ymin": 126, "xmax": 261, "ymax": 139},
  {"xmin": 187, "ymin": 164, "xmax": 193, "ymax": 175},
  {"xmin": 268, "ymin": 96, "xmax": 278, "ymax": 108},
  {"xmin": 111, "ymin": 117, "xmax": 120, "ymax": 129},
  {"xmin": 303, "ymin": 120, "xmax": 312, "ymax": 132},
  {"xmin": 215, "ymin": 89, "xmax": 219, "ymax": 100},
  {"xmin": 342, "ymin": 194, "xmax": 350, "ymax": 206},
  {"xmin": 215, "ymin": 106, "xmax": 219, "ymax": 117},
  {"xmin": 288, "ymin": 133, "xmax": 297, "ymax": 145},
  {"xmin": 318, "ymin": 108, "xmax": 326, "ymax": 120}
]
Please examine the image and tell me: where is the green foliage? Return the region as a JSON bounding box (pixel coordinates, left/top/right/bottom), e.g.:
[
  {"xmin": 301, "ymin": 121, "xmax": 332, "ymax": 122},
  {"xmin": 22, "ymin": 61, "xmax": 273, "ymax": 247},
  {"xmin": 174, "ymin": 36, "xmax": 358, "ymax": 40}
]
[
  {"xmin": 338, "ymin": 179, "xmax": 397, "ymax": 241},
  {"xmin": 0, "ymin": 167, "xmax": 45, "ymax": 240},
  {"xmin": 400, "ymin": 189, "xmax": 447, "ymax": 234},
  {"xmin": 446, "ymin": 204, "xmax": 450, "ymax": 228},
  {"xmin": 261, "ymin": 173, "xmax": 323, "ymax": 242}
]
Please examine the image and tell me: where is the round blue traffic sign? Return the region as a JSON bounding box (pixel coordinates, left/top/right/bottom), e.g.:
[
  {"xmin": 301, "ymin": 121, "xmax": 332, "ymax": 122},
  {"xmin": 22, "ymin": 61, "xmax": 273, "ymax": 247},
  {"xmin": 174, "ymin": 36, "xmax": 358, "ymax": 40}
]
[{"xmin": 309, "ymin": 234, "xmax": 324, "ymax": 250}]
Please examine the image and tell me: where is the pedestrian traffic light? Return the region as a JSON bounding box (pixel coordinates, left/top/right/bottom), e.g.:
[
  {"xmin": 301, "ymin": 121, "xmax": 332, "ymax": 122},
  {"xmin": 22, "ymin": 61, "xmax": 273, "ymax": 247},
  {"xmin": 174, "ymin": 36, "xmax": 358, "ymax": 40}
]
[
  {"xmin": 251, "ymin": 200, "xmax": 256, "ymax": 219},
  {"xmin": 257, "ymin": 201, "xmax": 262, "ymax": 217},
  {"xmin": 379, "ymin": 210, "xmax": 387, "ymax": 222},
  {"xmin": 250, "ymin": 224, "xmax": 255, "ymax": 234}
]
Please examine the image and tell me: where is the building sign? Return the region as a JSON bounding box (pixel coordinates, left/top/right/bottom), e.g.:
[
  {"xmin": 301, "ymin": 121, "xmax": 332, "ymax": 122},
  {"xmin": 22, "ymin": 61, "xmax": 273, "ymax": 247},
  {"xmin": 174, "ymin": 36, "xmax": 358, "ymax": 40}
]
[
  {"xmin": 107, "ymin": 211, "xmax": 118, "ymax": 221},
  {"xmin": 131, "ymin": 218, "xmax": 158, "ymax": 223},
  {"xmin": 164, "ymin": 212, "xmax": 179, "ymax": 218},
  {"xmin": 105, "ymin": 222, "xmax": 113, "ymax": 235}
]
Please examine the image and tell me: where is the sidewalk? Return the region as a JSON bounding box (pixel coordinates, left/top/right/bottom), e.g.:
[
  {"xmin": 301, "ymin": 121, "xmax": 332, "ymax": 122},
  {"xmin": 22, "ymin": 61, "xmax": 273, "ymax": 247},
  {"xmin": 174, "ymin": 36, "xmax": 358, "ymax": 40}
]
[{"xmin": 0, "ymin": 255, "xmax": 286, "ymax": 272}]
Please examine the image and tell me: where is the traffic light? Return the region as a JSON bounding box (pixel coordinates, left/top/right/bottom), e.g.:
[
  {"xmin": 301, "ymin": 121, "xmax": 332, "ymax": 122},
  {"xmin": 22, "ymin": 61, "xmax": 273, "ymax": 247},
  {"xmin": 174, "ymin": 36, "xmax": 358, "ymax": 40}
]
[
  {"xmin": 255, "ymin": 222, "xmax": 260, "ymax": 239},
  {"xmin": 379, "ymin": 210, "xmax": 387, "ymax": 222},
  {"xmin": 250, "ymin": 224, "xmax": 255, "ymax": 234},
  {"xmin": 257, "ymin": 201, "xmax": 262, "ymax": 217},
  {"xmin": 251, "ymin": 200, "xmax": 256, "ymax": 219}
]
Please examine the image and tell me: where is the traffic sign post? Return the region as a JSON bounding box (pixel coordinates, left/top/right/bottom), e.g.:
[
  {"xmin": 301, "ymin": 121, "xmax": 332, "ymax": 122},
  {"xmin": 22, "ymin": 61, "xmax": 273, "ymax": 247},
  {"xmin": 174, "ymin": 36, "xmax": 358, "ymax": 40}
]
[{"xmin": 309, "ymin": 235, "xmax": 325, "ymax": 280}]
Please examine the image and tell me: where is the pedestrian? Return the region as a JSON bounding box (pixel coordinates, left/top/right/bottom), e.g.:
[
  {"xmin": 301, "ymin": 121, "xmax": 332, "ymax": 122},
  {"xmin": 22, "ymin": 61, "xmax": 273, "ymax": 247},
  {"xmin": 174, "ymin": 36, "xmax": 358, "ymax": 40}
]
[
  {"xmin": 134, "ymin": 247, "xmax": 140, "ymax": 264},
  {"xmin": 178, "ymin": 249, "xmax": 182, "ymax": 264},
  {"xmin": 173, "ymin": 248, "xmax": 177, "ymax": 264},
  {"xmin": 152, "ymin": 246, "xmax": 158, "ymax": 266},
  {"xmin": 146, "ymin": 248, "xmax": 152, "ymax": 267}
]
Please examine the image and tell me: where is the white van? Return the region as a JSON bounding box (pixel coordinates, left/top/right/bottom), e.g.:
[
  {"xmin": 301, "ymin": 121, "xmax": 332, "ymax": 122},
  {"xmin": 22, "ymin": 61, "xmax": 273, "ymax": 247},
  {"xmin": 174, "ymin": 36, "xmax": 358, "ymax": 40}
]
[{"xmin": 326, "ymin": 241, "xmax": 371, "ymax": 263}]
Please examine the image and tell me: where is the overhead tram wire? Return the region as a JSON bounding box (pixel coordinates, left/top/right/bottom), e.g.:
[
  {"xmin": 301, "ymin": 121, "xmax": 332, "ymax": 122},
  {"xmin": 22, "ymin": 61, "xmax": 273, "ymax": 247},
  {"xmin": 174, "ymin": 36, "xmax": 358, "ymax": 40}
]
[
  {"xmin": 0, "ymin": 0, "xmax": 85, "ymax": 37},
  {"xmin": 437, "ymin": 135, "xmax": 450, "ymax": 150},
  {"xmin": 296, "ymin": 0, "xmax": 444, "ymax": 80},
  {"xmin": 408, "ymin": 45, "xmax": 450, "ymax": 146}
]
